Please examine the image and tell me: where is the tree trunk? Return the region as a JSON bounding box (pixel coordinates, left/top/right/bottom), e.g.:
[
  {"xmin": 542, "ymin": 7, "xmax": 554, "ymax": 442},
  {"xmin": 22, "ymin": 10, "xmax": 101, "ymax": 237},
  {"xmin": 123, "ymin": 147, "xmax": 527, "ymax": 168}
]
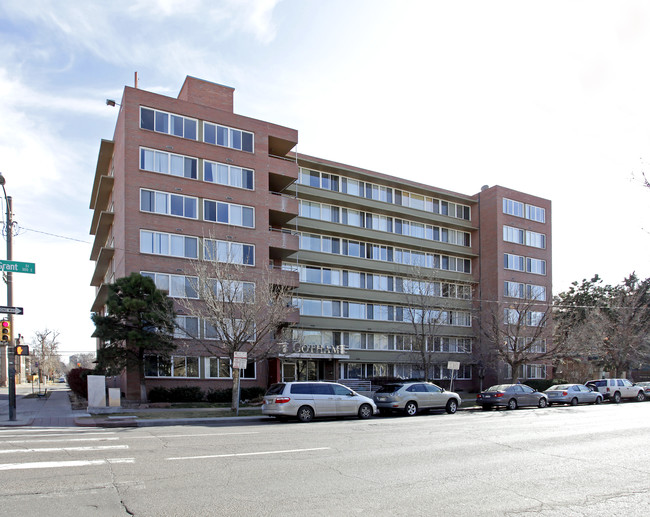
[{"xmin": 231, "ymin": 368, "xmax": 241, "ymax": 411}]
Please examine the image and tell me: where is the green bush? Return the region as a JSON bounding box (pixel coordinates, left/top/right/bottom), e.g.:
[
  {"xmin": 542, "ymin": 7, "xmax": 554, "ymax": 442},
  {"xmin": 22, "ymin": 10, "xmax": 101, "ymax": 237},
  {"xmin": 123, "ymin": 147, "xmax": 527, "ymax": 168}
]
[
  {"xmin": 241, "ymin": 386, "xmax": 266, "ymax": 401},
  {"xmin": 523, "ymin": 379, "xmax": 555, "ymax": 392},
  {"xmin": 148, "ymin": 386, "xmax": 204, "ymax": 402},
  {"xmin": 205, "ymin": 388, "xmax": 231, "ymax": 403},
  {"xmin": 67, "ymin": 368, "xmax": 92, "ymax": 399}
]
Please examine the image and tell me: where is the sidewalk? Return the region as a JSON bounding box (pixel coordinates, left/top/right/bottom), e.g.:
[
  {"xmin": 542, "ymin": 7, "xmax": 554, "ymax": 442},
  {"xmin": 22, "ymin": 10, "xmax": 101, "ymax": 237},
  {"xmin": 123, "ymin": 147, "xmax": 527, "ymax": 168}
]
[{"xmin": 0, "ymin": 385, "xmax": 90, "ymax": 427}]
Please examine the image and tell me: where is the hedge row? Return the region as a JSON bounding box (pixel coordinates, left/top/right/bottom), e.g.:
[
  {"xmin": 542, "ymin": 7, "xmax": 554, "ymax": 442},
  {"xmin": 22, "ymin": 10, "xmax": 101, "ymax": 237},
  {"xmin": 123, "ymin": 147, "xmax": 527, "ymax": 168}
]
[
  {"xmin": 148, "ymin": 386, "xmax": 266, "ymax": 403},
  {"xmin": 67, "ymin": 368, "xmax": 92, "ymax": 399}
]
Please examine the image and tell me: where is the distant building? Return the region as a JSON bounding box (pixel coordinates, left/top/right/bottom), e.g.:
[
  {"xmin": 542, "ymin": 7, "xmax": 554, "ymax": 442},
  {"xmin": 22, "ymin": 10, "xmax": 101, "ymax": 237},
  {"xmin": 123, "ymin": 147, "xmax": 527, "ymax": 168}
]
[{"xmin": 90, "ymin": 76, "xmax": 552, "ymax": 399}]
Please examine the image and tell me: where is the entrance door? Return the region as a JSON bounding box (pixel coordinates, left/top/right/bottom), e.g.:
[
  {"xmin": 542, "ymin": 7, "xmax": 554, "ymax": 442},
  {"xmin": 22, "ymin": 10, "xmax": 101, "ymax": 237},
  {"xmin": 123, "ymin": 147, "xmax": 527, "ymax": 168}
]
[{"xmin": 282, "ymin": 363, "xmax": 296, "ymax": 382}]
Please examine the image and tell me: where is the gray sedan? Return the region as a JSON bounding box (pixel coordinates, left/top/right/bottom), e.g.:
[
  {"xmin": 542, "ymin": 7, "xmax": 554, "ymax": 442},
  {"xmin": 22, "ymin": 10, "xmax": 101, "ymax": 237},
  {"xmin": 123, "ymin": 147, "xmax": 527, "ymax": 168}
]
[
  {"xmin": 476, "ymin": 384, "xmax": 548, "ymax": 410},
  {"xmin": 545, "ymin": 384, "xmax": 603, "ymax": 406},
  {"xmin": 373, "ymin": 382, "xmax": 461, "ymax": 416}
]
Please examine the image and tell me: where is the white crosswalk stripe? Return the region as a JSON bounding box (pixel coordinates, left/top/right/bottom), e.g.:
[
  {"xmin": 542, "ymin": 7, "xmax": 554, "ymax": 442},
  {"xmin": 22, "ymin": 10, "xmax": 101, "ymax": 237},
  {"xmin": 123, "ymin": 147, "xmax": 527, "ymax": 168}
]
[{"xmin": 0, "ymin": 458, "xmax": 135, "ymax": 471}]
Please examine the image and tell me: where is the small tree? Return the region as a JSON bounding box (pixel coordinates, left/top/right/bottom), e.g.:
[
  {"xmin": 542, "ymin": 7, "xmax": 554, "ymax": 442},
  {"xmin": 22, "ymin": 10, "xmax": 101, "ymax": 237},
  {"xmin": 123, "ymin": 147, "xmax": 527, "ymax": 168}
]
[
  {"xmin": 481, "ymin": 296, "xmax": 555, "ymax": 383},
  {"xmin": 92, "ymin": 273, "xmax": 177, "ymax": 401},
  {"xmin": 32, "ymin": 329, "xmax": 62, "ymax": 383},
  {"xmin": 179, "ymin": 257, "xmax": 294, "ymax": 410},
  {"xmin": 68, "ymin": 353, "xmax": 96, "ymax": 370}
]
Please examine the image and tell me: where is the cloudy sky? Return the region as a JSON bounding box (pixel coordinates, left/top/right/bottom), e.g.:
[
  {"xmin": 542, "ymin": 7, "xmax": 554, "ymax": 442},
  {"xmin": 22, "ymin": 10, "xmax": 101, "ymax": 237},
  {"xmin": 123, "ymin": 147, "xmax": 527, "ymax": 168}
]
[{"xmin": 1, "ymin": 0, "xmax": 649, "ymax": 358}]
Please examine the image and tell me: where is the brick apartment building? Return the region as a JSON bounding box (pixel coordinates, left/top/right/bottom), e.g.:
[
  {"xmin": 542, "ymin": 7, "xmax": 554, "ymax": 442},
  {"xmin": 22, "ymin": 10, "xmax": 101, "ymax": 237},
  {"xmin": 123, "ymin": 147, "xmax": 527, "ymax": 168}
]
[{"xmin": 90, "ymin": 76, "xmax": 552, "ymax": 400}]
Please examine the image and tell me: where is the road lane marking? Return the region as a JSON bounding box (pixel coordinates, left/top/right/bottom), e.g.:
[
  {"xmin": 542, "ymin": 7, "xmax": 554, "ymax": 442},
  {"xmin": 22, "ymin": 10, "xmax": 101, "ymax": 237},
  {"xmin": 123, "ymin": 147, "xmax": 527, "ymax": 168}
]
[
  {"xmin": 167, "ymin": 447, "xmax": 331, "ymax": 461},
  {"xmin": 0, "ymin": 445, "xmax": 129, "ymax": 454},
  {"xmin": 4, "ymin": 437, "xmax": 120, "ymax": 444},
  {"xmin": 0, "ymin": 431, "xmax": 116, "ymax": 439},
  {"xmin": 131, "ymin": 431, "xmax": 260, "ymax": 440},
  {"xmin": 0, "ymin": 458, "xmax": 135, "ymax": 471}
]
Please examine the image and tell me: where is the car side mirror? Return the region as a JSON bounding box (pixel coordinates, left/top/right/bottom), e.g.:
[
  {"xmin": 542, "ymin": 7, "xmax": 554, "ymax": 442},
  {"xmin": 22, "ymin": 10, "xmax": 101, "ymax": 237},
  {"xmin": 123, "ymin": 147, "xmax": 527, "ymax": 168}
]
[
  {"xmin": 348, "ymin": 392, "xmax": 356, "ymax": 397},
  {"xmin": 441, "ymin": 388, "xmax": 445, "ymax": 392}
]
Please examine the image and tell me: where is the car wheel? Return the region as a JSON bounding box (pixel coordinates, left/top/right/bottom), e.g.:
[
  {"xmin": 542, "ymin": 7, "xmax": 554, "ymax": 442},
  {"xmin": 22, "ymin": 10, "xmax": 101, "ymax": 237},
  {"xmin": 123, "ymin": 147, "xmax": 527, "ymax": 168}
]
[
  {"xmin": 507, "ymin": 398, "xmax": 518, "ymax": 410},
  {"xmin": 297, "ymin": 405, "xmax": 314, "ymax": 423},
  {"xmin": 636, "ymin": 391, "xmax": 645, "ymax": 402},
  {"xmin": 445, "ymin": 399, "xmax": 458, "ymax": 414},
  {"xmin": 481, "ymin": 404, "xmax": 492, "ymax": 411},
  {"xmin": 594, "ymin": 396, "xmax": 602, "ymax": 405},
  {"xmin": 358, "ymin": 404, "xmax": 373, "ymax": 419},
  {"xmin": 613, "ymin": 391, "xmax": 622, "ymax": 404},
  {"xmin": 538, "ymin": 397, "xmax": 548, "ymax": 408},
  {"xmin": 404, "ymin": 401, "xmax": 418, "ymax": 416},
  {"xmin": 570, "ymin": 397, "xmax": 578, "ymax": 406}
]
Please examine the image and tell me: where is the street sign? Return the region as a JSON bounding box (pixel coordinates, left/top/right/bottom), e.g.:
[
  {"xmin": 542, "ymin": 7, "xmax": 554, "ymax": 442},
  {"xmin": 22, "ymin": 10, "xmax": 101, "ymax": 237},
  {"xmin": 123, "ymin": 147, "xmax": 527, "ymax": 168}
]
[
  {"xmin": 0, "ymin": 260, "xmax": 35, "ymax": 274},
  {"xmin": 447, "ymin": 361, "xmax": 460, "ymax": 370},
  {"xmin": 233, "ymin": 351, "xmax": 247, "ymax": 370},
  {"xmin": 0, "ymin": 306, "xmax": 24, "ymax": 315}
]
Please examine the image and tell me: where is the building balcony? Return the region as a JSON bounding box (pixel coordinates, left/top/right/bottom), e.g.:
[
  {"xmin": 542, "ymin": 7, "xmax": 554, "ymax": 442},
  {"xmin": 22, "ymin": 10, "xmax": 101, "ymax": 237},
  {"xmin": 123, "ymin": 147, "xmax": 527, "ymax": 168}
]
[
  {"xmin": 91, "ymin": 283, "xmax": 109, "ymax": 313},
  {"xmin": 90, "ymin": 211, "xmax": 114, "ymax": 261},
  {"xmin": 268, "ymin": 155, "xmax": 298, "ymax": 193},
  {"xmin": 269, "ymin": 268, "xmax": 299, "ymax": 289},
  {"xmin": 268, "ymin": 192, "xmax": 298, "ymax": 227},
  {"xmin": 268, "ymin": 229, "xmax": 298, "ymax": 260},
  {"xmin": 90, "ymin": 247, "xmax": 115, "ymax": 287},
  {"xmin": 89, "ymin": 139, "xmax": 114, "ymax": 211}
]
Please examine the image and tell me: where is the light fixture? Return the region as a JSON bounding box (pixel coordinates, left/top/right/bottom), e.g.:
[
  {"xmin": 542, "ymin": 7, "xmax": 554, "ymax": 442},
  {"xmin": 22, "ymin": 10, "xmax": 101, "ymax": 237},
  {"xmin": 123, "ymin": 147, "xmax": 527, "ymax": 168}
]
[{"xmin": 105, "ymin": 99, "xmax": 121, "ymax": 107}]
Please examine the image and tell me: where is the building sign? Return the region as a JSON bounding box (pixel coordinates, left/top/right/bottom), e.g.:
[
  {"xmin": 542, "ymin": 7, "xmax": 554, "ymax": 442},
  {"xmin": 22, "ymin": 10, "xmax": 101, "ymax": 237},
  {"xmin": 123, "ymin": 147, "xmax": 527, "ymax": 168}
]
[{"xmin": 281, "ymin": 343, "xmax": 346, "ymax": 356}]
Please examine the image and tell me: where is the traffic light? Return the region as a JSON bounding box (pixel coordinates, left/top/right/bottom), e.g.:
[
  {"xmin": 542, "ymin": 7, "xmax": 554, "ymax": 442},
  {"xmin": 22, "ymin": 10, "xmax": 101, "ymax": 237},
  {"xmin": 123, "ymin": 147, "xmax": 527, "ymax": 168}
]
[
  {"xmin": 1, "ymin": 320, "xmax": 10, "ymax": 342},
  {"xmin": 15, "ymin": 344, "xmax": 29, "ymax": 356}
]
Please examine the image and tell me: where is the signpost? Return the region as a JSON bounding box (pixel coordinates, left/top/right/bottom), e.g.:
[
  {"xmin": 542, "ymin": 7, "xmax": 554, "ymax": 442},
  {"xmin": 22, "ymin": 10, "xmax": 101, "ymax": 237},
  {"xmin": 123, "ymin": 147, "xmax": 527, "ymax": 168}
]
[
  {"xmin": 0, "ymin": 260, "xmax": 35, "ymax": 274},
  {"xmin": 233, "ymin": 352, "xmax": 247, "ymax": 416},
  {"xmin": 0, "ymin": 306, "xmax": 24, "ymax": 315},
  {"xmin": 447, "ymin": 361, "xmax": 460, "ymax": 393}
]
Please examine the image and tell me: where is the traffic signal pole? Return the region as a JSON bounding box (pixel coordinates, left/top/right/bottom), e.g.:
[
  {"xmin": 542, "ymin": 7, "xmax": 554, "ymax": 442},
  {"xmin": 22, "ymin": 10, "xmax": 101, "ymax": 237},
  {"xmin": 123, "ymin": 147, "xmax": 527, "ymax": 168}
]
[{"xmin": 6, "ymin": 195, "xmax": 16, "ymax": 421}]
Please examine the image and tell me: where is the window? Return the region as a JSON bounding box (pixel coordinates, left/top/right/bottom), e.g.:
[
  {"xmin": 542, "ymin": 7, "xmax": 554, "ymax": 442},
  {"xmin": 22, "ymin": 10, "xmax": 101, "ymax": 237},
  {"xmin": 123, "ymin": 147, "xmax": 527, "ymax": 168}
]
[
  {"xmin": 503, "ymin": 198, "xmax": 524, "ymax": 217},
  {"xmin": 526, "ymin": 204, "xmax": 546, "ymax": 223},
  {"xmin": 140, "ymin": 189, "xmax": 197, "ymax": 219},
  {"xmin": 527, "ymin": 257, "xmax": 546, "ymax": 275},
  {"xmin": 174, "ymin": 316, "xmax": 199, "ymax": 339},
  {"xmin": 504, "ymin": 281, "xmax": 525, "ymax": 298},
  {"xmin": 208, "ymin": 357, "xmax": 231, "ymax": 378},
  {"xmin": 140, "ymin": 147, "xmax": 198, "ymax": 179},
  {"xmin": 203, "ymin": 122, "xmax": 254, "ymax": 152},
  {"xmin": 140, "ymin": 230, "xmax": 198, "ymax": 259},
  {"xmin": 203, "ymin": 200, "xmax": 254, "ymax": 228},
  {"xmin": 141, "ymin": 272, "xmax": 198, "ymax": 299},
  {"xmin": 140, "ymin": 107, "xmax": 197, "ymax": 140},
  {"xmin": 527, "ymin": 284, "xmax": 547, "ymax": 301},
  {"xmin": 144, "ymin": 355, "xmax": 171, "ymax": 377},
  {"xmin": 172, "ymin": 356, "xmax": 199, "ymax": 377},
  {"xmin": 526, "ymin": 230, "xmax": 546, "ymax": 249},
  {"xmin": 504, "ymin": 253, "xmax": 525, "ymax": 271},
  {"xmin": 210, "ymin": 280, "xmax": 255, "ymax": 303},
  {"xmin": 527, "ymin": 311, "xmax": 546, "ymax": 327},
  {"xmin": 204, "ymin": 161, "xmax": 254, "ymax": 190},
  {"xmin": 503, "ymin": 226, "xmax": 525, "ymax": 244},
  {"xmin": 203, "ymin": 239, "xmax": 255, "ymax": 266}
]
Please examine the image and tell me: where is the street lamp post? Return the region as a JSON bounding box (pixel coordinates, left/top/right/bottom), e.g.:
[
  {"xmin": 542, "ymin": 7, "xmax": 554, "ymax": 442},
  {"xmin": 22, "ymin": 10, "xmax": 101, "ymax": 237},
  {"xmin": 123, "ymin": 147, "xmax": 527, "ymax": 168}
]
[{"xmin": 0, "ymin": 172, "xmax": 16, "ymax": 420}]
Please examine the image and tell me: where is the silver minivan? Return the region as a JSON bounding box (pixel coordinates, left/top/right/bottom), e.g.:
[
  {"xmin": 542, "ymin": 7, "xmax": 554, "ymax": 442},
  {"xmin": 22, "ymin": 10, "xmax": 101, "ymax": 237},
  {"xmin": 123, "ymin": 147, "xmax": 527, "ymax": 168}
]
[{"xmin": 262, "ymin": 381, "xmax": 378, "ymax": 422}]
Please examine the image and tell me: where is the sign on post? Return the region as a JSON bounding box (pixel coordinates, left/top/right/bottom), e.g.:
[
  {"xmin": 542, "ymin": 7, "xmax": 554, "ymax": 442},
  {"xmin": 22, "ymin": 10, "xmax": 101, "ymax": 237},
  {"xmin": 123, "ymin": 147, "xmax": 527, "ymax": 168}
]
[
  {"xmin": 0, "ymin": 260, "xmax": 35, "ymax": 274},
  {"xmin": 447, "ymin": 361, "xmax": 460, "ymax": 370},
  {"xmin": 0, "ymin": 306, "xmax": 24, "ymax": 315},
  {"xmin": 233, "ymin": 351, "xmax": 247, "ymax": 370}
]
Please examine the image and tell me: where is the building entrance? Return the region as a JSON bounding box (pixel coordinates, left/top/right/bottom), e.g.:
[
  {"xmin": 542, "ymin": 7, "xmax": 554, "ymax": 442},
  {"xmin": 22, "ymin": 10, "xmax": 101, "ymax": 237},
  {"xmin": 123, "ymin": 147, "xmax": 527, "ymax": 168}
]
[{"xmin": 281, "ymin": 360, "xmax": 336, "ymax": 381}]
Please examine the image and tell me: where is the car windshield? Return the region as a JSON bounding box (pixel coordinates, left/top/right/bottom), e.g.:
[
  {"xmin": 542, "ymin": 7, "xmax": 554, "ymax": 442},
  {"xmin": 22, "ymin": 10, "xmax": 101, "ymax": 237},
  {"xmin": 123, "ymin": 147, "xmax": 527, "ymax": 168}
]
[
  {"xmin": 636, "ymin": 382, "xmax": 650, "ymax": 387},
  {"xmin": 486, "ymin": 385, "xmax": 511, "ymax": 392},
  {"xmin": 376, "ymin": 384, "xmax": 403, "ymax": 394},
  {"xmin": 586, "ymin": 380, "xmax": 607, "ymax": 387},
  {"xmin": 547, "ymin": 385, "xmax": 571, "ymax": 390}
]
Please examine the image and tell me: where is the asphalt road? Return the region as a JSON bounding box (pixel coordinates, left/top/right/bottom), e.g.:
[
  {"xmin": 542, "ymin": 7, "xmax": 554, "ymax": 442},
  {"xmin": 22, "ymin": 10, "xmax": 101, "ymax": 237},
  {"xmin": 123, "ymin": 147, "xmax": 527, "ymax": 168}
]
[{"xmin": 0, "ymin": 401, "xmax": 649, "ymax": 516}]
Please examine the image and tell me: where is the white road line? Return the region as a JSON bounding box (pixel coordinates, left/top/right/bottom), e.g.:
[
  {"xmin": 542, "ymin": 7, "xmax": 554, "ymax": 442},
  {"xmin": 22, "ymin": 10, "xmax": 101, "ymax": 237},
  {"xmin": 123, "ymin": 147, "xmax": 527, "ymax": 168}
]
[
  {"xmin": 0, "ymin": 445, "xmax": 129, "ymax": 454},
  {"xmin": 167, "ymin": 447, "xmax": 331, "ymax": 461},
  {"xmin": 4, "ymin": 437, "xmax": 120, "ymax": 444},
  {"xmin": 0, "ymin": 431, "xmax": 116, "ymax": 439},
  {"xmin": 0, "ymin": 458, "xmax": 135, "ymax": 471},
  {"xmin": 130, "ymin": 431, "xmax": 259, "ymax": 440},
  {"xmin": 0, "ymin": 428, "xmax": 113, "ymax": 434}
]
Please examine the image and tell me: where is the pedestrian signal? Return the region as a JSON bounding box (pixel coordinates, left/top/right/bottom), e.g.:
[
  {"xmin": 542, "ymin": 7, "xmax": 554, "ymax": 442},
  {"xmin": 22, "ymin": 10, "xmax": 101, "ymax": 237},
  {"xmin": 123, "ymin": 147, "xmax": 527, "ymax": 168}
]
[{"xmin": 15, "ymin": 345, "xmax": 29, "ymax": 356}]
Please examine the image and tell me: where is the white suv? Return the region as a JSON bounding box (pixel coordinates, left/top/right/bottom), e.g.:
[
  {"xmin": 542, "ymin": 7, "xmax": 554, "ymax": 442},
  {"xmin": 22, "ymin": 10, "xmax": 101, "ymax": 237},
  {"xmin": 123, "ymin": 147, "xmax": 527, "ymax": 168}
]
[{"xmin": 585, "ymin": 379, "xmax": 645, "ymax": 403}]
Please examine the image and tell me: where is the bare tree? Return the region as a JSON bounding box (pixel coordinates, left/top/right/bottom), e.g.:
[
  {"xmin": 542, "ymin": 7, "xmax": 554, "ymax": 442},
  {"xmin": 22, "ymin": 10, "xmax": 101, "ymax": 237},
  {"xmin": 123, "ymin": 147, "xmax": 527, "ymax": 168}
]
[
  {"xmin": 179, "ymin": 256, "xmax": 295, "ymax": 410},
  {"xmin": 32, "ymin": 330, "xmax": 62, "ymax": 383},
  {"xmin": 481, "ymin": 296, "xmax": 555, "ymax": 383},
  {"xmin": 68, "ymin": 353, "xmax": 96, "ymax": 370},
  {"xmin": 399, "ymin": 266, "xmax": 473, "ymax": 382}
]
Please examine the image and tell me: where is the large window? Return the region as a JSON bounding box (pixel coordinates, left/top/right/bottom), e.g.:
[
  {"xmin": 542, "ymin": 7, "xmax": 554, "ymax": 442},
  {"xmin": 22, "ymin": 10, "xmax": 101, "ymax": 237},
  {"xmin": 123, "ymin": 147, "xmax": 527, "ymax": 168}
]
[
  {"xmin": 140, "ymin": 147, "xmax": 198, "ymax": 179},
  {"xmin": 141, "ymin": 271, "xmax": 199, "ymax": 299},
  {"xmin": 203, "ymin": 122, "xmax": 254, "ymax": 152},
  {"xmin": 140, "ymin": 230, "xmax": 198, "ymax": 259},
  {"xmin": 203, "ymin": 239, "xmax": 255, "ymax": 265},
  {"xmin": 174, "ymin": 316, "xmax": 199, "ymax": 339},
  {"xmin": 204, "ymin": 160, "xmax": 254, "ymax": 190},
  {"xmin": 527, "ymin": 258, "xmax": 546, "ymax": 275},
  {"xmin": 144, "ymin": 355, "xmax": 199, "ymax": 377},
  {"xmin": 503, "ymin": 197, "xmax": 546, "ymax": 224},
  {"xmin": 140, "ymin": 107, "xmax": 197, "ymax": 140},
  {"xmin": 504, "ymin": 253, "xmax": 525, "ymax": 271},
  {"xmin": 203, "ymin": 200, "xmax": 254, "ymax": 228},
  {"xmin": 140, "ymin": 189, "xmax": 198, "ymax": 219}
]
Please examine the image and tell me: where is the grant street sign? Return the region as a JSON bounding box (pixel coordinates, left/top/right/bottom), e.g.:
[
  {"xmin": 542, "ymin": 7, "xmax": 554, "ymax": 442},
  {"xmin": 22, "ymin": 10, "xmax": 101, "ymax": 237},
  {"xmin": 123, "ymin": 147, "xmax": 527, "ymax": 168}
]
[
  {"xmin": 0, "ymin": 260, "xmax": 35, "ymax": 274},
  {"xmin": 0, "ymin": 306, "xmax": 24, "ymax": 315}
]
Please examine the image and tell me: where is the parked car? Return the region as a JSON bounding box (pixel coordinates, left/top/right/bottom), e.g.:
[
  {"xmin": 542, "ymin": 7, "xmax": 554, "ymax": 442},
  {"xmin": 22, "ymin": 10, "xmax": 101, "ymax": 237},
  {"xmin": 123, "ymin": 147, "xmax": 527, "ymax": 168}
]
[
  {"xmin": 372, "ymin": 382, "xmax": 461, "ymax": 416},
  {"xmin": 635, "ymin": 381, "xmax": 650, "ymax": 399},
  {"xmin": 476, "ymin": 384, "xmax": 548, "ymax": 410},
  {"xmin": 544, "ymin": 384, "xmax": 603, "ymax": 406},
  {"xmin": 584, "ymin": 378, "xmax": 645, "ymax": 403},
  {"xmin": 261, "ymin": 381, "xmax": 377, "ymax": 422}
]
